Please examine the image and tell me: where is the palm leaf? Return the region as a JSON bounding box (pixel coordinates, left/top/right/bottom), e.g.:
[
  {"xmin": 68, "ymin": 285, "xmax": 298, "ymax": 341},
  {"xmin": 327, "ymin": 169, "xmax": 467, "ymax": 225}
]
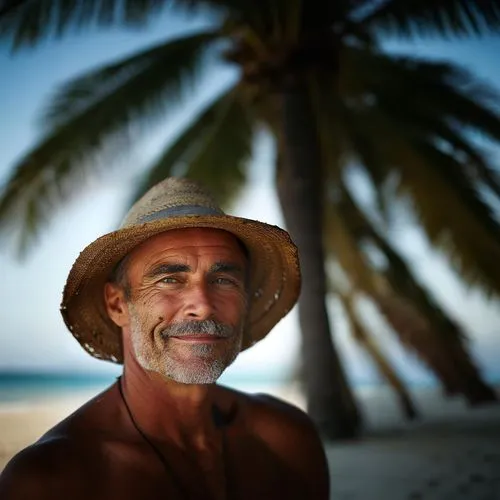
[
  {"xmin": 182, "ymin": 85, "xmax": 255, "ymax": 206},
  {"xmin": 129, "ymin": 83, "xmax": 254, "ymax": 207},
  {"xmin": 43, "ymin": 31, "xmax": 218, "ymax": 128},
  {"xmin": 372, "ymin": 275, "xmax": 497, "ymax": 403},
  {"xmin": 0, "ymin": 0, "xmax": 291, "ymax": 51},
  {"xmin": 336, "ymin": 99, "xmax": 391, "ymax": 217},
  {"xmin": 325, "ymin": 192, "xmax": 455, "ymax": 393},
  {"xmin": 324, "ymin": 203, "xmax": 377, "ymax": 296},
  {"xmin": 0, "ymin": 31, "xmax": 217, "ymax": 251},
  {"xmin": 403, "ymin": 139, "xmax": 500, "ymax": 293},
  {"xmin": 338, "ymin": 288, "xmax": 419, "ymax": 420},
  {"xmin": 333, "ymin": 50, "xmax": 500, "ymax": 296},
  {"xmin": 341, "ymin": 47, "xmax": 500, "ymax": 143},
  {"xmin": 359, "ymin": 81, "xmax": 500, "ymax": 202},
  {"xmin": 0, "ymin": 0, "xmax": 176, "ymax": 50},
  {"xmin": 336, "ymin": 47, "xmax": 500, "ymax": 213},
  {"xmin": 343, "ymin": 50, "xmax": 500, "ymax": 202},
  {"xmin": 338, "ymin": 183, "xmax": 465, "ymax": 340},
  {"xmin": 327, "ymin": 190, "xmax": 446, "ymax": 388},
  {"xmin": 374, "ymin": 118, "xmax": 500, "ymax": 296},
  {"xmin": 333, "ymin": 188, "xmax": 496, "ymax": 402},
  {"xmin": 406, "ymin": 118, "xmax": 500, "ymax": 201},
  {"xmin": 363, "ymin": 0, "xmax": 500, "ymax": 38}
]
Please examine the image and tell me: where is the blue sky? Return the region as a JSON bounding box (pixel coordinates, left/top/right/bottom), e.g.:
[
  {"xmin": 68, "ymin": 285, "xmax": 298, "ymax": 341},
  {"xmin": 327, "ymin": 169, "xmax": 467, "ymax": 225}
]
[{"xmin": 1, "ymin": 10, "xmax": 500, "ymax": 385}]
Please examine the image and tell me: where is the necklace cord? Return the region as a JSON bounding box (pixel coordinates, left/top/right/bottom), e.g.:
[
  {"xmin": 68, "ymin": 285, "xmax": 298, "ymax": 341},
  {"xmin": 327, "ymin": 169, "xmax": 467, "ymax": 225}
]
[{"xmin": 116, "ymin": 376, "xmax": 230, "ymax": 500}]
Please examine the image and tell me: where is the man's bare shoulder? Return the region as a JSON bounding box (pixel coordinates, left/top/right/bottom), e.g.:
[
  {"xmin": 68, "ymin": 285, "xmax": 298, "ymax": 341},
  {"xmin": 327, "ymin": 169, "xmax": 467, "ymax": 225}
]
[
  {"xmin": 0, "ymin": 435, "xmax": 100, "ymax": 499},
  {"xmin": 0, "ymin": 385, "xmax": 119, "ymax": 499},
  {"xmin": 245, "ymin": 392, "xmax": 324, "ymax": 448},
  {"xmin": 220, "ymin": 386, "xmax": 319, "ymax": 439},
  {"xmin": 219, "ymin": 387, "xmax": 330, "ymax": 497}
]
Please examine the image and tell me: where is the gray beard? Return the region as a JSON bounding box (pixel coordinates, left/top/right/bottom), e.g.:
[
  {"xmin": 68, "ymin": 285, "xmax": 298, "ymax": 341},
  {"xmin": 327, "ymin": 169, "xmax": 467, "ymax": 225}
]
[{"xmin": 128, "ymin": 308, "xmax": 242, "ymax": 384}]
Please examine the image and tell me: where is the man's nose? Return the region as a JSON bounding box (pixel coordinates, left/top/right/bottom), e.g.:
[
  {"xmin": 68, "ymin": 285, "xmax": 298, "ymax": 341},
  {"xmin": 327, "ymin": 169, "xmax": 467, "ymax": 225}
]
[{"xmin": 182, "ymin": 283, "xmax": 214, "ymax": 319}]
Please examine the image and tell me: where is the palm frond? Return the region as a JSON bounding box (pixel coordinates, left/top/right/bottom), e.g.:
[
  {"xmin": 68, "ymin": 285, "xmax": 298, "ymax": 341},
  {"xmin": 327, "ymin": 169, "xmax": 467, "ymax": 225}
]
[
  {"xmin": 373, "ymin": 271, "xmax": 497, "ymax": 403},
  {"xmin": 404, "ymin": 140, "xmax": 500, "ymax": 293},
  {"xmin": 338, "ymin": 288, "xmax": 419, "ymax": 420},
  {"xmin": 324, "ymin": 204, "xmax": 377, "ymax": 295},
  {"xmin": 377, "ymin": 125, "xmax": 500, "ymax": 296},
  {"xmin": 336, "ymin": 99, "xmax": 391, "ymax": 210},
  {"xmin": 328, "ymin": 191, "xmax": 494, "ymax": 403},
  {"xmin": 0, "ymin": 0, "xmax": 307, "ymax": 50},
  {"xmin": 470, "ymin": 160, "xmax": 500, "ymax": 201},
  {"xmin": 0, "ymin": 31, "xmax": 217, "ymax": 252},
  {"xmin": 0, "ymin": 0, "xmax": 177, "ymax": 50},
  {"xmin": 337, "ymin": 47, "xmax": 500, "ymax": 212},
  {"xmin": 182, "ymin": 85, "xmax": 255, "ymax": 207},
  {"xmin": 341, "ymin": 47, "xmax": 500, "ymax": 143},
  {"xmin": 354, "ymin": 86, "xmax": 500, "ymax": 203},
  {"xmin": 43, "ymin": 31, "xmax": 218, "ymax": 128},
  {"xmin": 336, "ymin": 94, "xmax": 500, "ymax": 295},
  {"xmin": 335, "ymin": 192, "xmax": 495, "ymax": 402},
  {"xmin": 362, "ymin": 0, "xmax": 500, "ymax": 39},
  {"xmin": 335, "ymin": 49, "xmax": 500, "ymax": 297},
  {"xmin": 333, "ymin": 187, "xmax": 459, "ymax": 394},
  {"xmin": 338, "ymin": 183, "xmax": 464, "ymax": 333},
  {"xmin": 128, "ymin": 83, "xmax": 253, "ymax": 207},
  {"xmin": 412, "ymin": 119, "xmax": 500, "ymax": 202}
]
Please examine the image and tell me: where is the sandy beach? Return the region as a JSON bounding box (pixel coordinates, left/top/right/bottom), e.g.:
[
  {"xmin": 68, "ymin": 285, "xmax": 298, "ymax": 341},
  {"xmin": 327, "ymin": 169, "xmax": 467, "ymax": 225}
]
[
  {"xmin": 1, "ymin": 385, "xmax": 500, "ymax": 499},
  {"xmin": 328, "ymin": 402, "xmax": 500, "ymax": 499}
]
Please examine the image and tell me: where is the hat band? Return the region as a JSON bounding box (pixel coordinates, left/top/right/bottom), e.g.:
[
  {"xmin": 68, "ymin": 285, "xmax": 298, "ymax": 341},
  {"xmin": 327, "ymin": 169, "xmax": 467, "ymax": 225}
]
[{"xmin": 137, "ymin": 205, "xmax": 223, "ymax": 223}]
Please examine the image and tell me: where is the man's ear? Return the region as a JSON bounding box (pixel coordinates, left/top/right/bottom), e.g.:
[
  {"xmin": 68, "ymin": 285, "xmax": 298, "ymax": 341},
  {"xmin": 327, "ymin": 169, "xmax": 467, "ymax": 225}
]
[{"xmin": 104, "ymin": 282, "xmax": 130, "ymax": 328}]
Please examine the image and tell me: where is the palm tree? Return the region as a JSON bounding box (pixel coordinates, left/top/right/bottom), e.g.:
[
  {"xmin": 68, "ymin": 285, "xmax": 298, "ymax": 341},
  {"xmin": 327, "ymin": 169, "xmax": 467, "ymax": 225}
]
[{"xmin": 1, "ymin": 1, "xmax": 500, "ymax": 439}]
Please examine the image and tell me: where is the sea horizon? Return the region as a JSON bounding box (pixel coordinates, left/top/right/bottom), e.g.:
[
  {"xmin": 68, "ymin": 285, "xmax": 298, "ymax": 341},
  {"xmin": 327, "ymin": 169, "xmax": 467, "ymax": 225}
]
[{"xmin": 3, "ymin": 369, "xmax": 498, "ymax": 405}]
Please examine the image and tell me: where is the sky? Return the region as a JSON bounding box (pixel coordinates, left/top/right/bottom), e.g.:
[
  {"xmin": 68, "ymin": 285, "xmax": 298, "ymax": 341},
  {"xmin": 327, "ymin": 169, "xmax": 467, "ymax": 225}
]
[{"xmin": 1, "ymin": 8, "xmax": 500, "ymax": 386}]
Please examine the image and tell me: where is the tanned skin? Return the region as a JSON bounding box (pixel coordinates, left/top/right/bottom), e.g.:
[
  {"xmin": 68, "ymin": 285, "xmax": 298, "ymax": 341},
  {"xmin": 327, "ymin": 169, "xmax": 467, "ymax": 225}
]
[{"xmin": 0, "ymin": 229, "xmax": 330, "ymax": 499}]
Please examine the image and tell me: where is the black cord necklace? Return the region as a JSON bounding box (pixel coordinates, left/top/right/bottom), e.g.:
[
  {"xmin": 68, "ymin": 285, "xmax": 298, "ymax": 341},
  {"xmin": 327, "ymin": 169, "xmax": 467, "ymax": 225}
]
[{"xmin": 117, "ymin": 376, "xmax": 230, "ymax": 500}]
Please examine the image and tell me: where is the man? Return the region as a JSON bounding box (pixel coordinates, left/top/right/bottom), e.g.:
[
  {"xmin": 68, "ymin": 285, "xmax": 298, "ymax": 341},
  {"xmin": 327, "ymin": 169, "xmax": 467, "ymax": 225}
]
[{"xmin": 0, "ymin": 177, "xmax": 329, "ymax": 499}]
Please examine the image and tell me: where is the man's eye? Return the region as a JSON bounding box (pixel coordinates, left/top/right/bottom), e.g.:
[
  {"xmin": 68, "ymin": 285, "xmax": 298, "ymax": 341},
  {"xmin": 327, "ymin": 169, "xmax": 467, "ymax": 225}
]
[
  {"xmin": 214, "ymin": 277, "xmax": 236, "ymax": 285},
  {"xmin": 161, "ymin": 277, "xmax": 179, "ymax": 284}
]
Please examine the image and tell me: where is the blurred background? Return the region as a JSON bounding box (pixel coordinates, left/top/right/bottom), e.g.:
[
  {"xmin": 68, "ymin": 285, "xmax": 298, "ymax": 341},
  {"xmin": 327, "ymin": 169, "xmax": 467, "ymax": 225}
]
[{"xmin": 1, "ymin": 1, "xmax": 500, "ymax": 498}]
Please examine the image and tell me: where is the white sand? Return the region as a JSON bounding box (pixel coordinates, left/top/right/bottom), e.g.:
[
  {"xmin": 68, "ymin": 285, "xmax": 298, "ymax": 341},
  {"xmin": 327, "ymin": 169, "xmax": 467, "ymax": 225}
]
[
  {"xmin": 1, "ymin": 385, "xmax": 500, "ymax": 499},
  {"xmin": 328, "ymin": 404, "xmax": 500, "ymax": 499}
]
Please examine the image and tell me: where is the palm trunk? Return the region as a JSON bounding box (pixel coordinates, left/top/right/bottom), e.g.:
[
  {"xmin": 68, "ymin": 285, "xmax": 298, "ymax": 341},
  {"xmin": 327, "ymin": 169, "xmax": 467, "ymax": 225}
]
[{"xmin": 277, "ymin": 86, "xmax": 360, "ymax": 439}]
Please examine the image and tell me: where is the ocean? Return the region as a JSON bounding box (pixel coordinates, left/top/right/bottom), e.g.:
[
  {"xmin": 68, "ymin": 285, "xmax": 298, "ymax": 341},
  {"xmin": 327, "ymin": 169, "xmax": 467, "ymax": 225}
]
[
  {"xmin": 0, "ymin": 372, "xmax": 119, "ymax": 404},
  {"xmin": 0, "ymin": 371, "xmax": 302, "ymax": 406}
]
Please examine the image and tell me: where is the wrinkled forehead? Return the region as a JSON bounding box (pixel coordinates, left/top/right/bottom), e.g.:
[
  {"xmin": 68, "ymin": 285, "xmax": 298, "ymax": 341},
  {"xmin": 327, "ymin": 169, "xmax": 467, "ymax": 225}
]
[{"xmin": 126, "ymin": 227, "xmax": 249, "ymax": 267}]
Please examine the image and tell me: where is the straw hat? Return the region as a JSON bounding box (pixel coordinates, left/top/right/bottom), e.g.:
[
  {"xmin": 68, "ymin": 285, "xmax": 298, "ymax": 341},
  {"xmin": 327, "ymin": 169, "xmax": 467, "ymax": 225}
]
[{"xmin": 60, "ymin": 177, "xmax": 301, "ymax": 364}]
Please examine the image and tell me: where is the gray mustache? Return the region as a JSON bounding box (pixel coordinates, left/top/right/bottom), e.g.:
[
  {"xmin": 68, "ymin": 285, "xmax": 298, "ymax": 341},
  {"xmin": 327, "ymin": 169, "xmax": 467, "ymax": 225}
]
[{"xmin": 160, "ymin": 320, "xmax": 234, "ymax": 339}]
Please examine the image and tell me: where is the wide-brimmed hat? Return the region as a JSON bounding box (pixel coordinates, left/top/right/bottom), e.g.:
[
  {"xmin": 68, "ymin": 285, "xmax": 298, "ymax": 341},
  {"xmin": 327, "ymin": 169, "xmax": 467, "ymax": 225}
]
[{"xmin": 60, "ymin": 177, "xmax": 301, "ymax": 364}]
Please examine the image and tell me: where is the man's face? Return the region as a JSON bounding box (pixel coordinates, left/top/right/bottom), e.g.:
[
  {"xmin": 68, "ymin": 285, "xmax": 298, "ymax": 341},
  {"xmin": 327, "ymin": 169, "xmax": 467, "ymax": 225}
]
[{"xmin": 108, "ymin": 228, "xmax": 248, "ymax": 384}]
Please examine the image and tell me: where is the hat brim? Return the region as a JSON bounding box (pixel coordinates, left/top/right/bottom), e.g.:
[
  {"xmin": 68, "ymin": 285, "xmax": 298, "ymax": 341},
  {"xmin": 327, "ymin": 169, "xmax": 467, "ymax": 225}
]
[{"xmin": 61, "ymin": 214, "xmax": 301, "ymax": 363}]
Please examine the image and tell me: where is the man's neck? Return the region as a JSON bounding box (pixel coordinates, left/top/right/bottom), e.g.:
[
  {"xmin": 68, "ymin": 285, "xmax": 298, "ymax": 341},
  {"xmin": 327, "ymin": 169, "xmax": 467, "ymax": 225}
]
[{"xmin": 119, "ymin": 361, "xmax": 221, "ymax": 450}]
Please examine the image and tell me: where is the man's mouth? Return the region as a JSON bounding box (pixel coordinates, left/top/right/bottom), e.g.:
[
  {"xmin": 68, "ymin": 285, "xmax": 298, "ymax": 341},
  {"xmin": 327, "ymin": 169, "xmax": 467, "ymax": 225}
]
[{"xmin": 171, "ymin": 335, "xmax": 225, "ymax": 343}]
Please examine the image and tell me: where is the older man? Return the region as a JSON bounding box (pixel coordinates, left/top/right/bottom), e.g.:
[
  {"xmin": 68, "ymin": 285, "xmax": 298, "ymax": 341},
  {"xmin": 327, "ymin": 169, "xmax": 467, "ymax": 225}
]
[{"xmin": 0, "ymin": 178, "xmax": 329, "ymax": 499}]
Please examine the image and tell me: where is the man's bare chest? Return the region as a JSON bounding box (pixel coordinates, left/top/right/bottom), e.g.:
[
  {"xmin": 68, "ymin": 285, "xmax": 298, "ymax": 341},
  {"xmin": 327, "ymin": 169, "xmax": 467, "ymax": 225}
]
[{"xmin": 99, "ymin": 436, "xmax": 307, "ymax": 500}]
